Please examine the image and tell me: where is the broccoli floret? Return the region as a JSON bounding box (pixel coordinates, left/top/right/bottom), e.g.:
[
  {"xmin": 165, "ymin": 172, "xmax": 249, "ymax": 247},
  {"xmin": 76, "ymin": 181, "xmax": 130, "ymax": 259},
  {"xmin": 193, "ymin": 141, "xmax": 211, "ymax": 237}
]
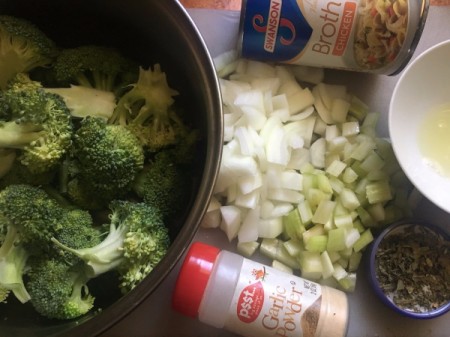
[
  {"xmin": 52, "ymin": 200, "xmax": 170, "ymax": 293},
  {"xmin": 26, "ymin": 258, "xmax": 94, "ymax": 320},
  {"xmin": 52, "ymin": 209, "xmax": 102, "ymax": 266},
  {"xmin": 132, "ymin": 155, "xmax": 189, "ymax": 222},
  {"xmin": 0, "ymin": 74, "xmax": 73, "ymax": 174},
  {"xmin": 0, "ymin": 15, "xmax": 57, "ymax": 89},
  {"xmin": 0, "ymin": 159, "xmax": 56, "ymax": 189},
  {"xmin": 65, "ymin": 178, "xmax": 112, "ymax": 211},
  {"xmin": 0, "ymin": 184, "xmax": 103, "ymax": 308},
  {"xmin": 132, "ymin": 129, "xmax": 199, "ymax": 222},
  {"xmin": 71, "ymin": 116, "xmax": 144, "ymax": 197},
  {"xmin": 0, "ymin": 184, "xmax": 65, "ymax": 255},
  {"xmin": 53, "ymin": 45, "xmax": 138, "ymax": 92},
  {"xmin": 109, "ymin": 65, "xmax": 186, "ymax": 152}
]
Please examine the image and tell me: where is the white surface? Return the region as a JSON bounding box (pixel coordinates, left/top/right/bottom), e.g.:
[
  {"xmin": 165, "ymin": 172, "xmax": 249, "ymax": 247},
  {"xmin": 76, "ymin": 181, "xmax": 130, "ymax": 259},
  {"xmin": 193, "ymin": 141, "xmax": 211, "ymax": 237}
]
[
  {"xmin": 390, "ymin": 40, "xmax": 450, "ymax": 214},
  {"xmin": 101, "ymin": 6, "xmax": 450, "ymax": 337}
]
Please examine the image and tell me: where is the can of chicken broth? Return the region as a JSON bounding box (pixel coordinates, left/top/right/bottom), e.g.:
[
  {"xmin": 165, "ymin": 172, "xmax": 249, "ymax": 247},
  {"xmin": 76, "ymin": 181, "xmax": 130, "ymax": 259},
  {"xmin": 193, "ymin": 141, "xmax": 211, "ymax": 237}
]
[{"xmin": 238, "ymin": 0, "xmax": 429, "ymax": 75}]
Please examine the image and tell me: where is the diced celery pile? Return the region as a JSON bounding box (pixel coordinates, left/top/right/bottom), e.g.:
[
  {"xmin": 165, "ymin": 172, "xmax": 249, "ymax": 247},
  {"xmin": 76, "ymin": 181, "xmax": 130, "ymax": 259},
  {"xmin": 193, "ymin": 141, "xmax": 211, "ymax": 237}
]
[{"xmin": 201, "ymin": 50, "xmax": 420, "ymax": 292}]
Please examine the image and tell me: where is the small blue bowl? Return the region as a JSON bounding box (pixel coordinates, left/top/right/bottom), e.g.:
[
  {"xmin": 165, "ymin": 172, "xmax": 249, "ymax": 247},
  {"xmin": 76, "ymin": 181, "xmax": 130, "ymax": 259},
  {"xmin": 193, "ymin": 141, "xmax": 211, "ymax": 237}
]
[{"xmin": 368, "ymin": 220, "xmax": 450, "ymax": 319}]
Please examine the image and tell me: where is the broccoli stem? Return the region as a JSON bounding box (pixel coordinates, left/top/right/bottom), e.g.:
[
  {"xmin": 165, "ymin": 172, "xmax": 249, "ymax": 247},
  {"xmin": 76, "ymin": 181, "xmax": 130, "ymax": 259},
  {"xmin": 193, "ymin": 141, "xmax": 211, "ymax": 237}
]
[
  {"xmin": 0, "ymin": 226, "xmax": 18, "ymax": 258},
  {"xmin": 0, "ymin": 122, "xmax": 44, "ymax": 148},
  {"xmin": 66, "ymin": 272, "xmax": 95, "ymax": 317},
  {"xmin": 0, "ymin": 228, "xmax": 31, "ymax": 303},
  {"xmin": 0, "ymin": 149, "xmax": 16, "ymax": 178},
  {"xmin": 51, "ymin": 222, "xmax": 126, "ymax": 278},
  {"xmin": 75, "ymin": 73, "xmax": 94, "ymax": 88}
]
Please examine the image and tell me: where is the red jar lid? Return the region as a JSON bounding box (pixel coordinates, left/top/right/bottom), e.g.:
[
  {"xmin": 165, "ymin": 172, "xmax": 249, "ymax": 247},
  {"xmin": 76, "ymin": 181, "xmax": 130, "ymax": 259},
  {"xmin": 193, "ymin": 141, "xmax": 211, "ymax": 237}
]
[{"xmin": 172, "ymin": 241, "xmax": 220, "ymax": 317}]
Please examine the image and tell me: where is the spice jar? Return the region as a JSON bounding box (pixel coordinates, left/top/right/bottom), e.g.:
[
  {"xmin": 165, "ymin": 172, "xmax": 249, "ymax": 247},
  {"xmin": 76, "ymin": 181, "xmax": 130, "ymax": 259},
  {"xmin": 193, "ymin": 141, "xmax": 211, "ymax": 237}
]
[
  {"xmin": 172, "ymin": 242, "xmax": 349, "ymax": 337},
  {"xmin": 367, "ymin": 221, "xmax": 450, "ymax": 319}
]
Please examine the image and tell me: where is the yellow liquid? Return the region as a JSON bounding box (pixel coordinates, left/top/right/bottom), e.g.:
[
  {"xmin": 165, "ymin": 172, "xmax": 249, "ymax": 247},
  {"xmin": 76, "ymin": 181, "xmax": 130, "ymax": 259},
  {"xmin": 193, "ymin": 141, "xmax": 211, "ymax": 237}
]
[{"xmin": 418, "ymin": 103, "xmax": 450, "ymax": 177}]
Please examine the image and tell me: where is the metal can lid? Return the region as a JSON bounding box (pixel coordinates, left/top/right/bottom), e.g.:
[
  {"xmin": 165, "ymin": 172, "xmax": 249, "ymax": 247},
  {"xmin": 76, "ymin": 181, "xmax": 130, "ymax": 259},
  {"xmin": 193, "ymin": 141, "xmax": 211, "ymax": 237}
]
[{"xmin": 171, "ymin": 242, "xmax": 220, "ymax": 318}]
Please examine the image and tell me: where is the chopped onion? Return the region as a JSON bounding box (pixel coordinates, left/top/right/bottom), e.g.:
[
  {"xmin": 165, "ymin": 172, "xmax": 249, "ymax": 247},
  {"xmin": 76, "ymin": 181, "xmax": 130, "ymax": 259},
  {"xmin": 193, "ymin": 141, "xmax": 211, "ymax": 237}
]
[{"xmin": 202, "ymin": 51, "xmax": 418, "ymax": 292}]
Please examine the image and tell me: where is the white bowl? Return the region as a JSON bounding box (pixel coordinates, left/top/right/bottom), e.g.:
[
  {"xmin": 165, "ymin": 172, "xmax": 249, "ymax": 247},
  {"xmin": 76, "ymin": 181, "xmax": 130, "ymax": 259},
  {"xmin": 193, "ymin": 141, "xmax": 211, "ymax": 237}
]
[{"xmin": 389, "ymin": 40, "xmax": 450, "ymax": 214}]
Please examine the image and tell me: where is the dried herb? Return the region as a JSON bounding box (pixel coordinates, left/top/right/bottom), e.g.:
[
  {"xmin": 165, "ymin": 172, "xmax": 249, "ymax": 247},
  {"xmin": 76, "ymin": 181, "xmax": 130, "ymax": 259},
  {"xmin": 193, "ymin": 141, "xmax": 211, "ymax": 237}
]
[{"xmin": 375, "ymin": 224, "xmax": 450, "ymax": 313}]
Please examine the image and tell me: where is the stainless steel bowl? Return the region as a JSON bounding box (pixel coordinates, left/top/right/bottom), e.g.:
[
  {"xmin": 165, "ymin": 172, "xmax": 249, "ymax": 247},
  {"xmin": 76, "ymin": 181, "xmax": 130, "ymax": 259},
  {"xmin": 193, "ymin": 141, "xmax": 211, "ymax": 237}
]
[{"xmin": 0, "ymin": 0, "xmax": 223, "ymax": 336}]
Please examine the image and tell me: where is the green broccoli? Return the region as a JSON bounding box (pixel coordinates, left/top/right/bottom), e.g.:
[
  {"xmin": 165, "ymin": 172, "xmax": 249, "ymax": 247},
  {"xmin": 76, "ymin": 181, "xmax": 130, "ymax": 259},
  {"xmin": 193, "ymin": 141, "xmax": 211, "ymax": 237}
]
[
  {"xmin": 52, "ymin": 209, "xmax": 103, "ymax": 266},
  {"xmin": 0, "ymin": 184, "xmax": 65, "ymax": 255},
  {"xmin": 52, "ymin": 200, "xmax": 170, "ymax": 293},
  {"xmin": 40, "ymin": 45, "xmax": 139, "ymax": 120},
  {"xmin": 65, "ymin": 178, "xmax": 112, "ymax": 211},
  {"xmin": 53, "ymin": 45, "xmax": 138, "ymax": 92},
  {"xmin": 0, "ymin": 184, "xmax": 106, "ymax": 307},
  {"xmin": 0, "ymin": 15, "xmax": 57, "ymax": 89},
  {"xmin": 0, "ymin": 159, "xmax": 56, "ymax": 189},
  {"xmin": 26, "ymin": 258, "xmax": 94, "ymax": 320},
  {"xmin": 0, "ymin": 74, "xmax": 73, "ymax": 174},
  {"xmin": 109, "ymin": 65, "xmax": 186, "ymax": 152},
  {"xmin": 70, "ymin": 116, "xmax": 144, "ymax": 198},
  {"xmin": 132, "ymin": 151, "xmax": 192, "ymax": 223}
]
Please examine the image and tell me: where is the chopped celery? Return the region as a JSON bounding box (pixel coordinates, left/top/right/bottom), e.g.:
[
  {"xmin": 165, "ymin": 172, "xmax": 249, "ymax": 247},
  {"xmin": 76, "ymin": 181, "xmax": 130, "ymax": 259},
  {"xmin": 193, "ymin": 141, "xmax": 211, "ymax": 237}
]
[
  {"xmin": 348, "ymin": 95, "xmax": 369, "ymax": 121},
  {"xmin": 344, "ymin": 228, "xmax": 360, "ymax": 248},
  {"xmin": 338, "ymin": 272, "xmax": 357, "ymax": 292},
  {"xmin": 367, "ymin": 203, "xmax": 385, "ymax": 222},
  {"xmin": 306, "ymin": 188, "xmax": 331, "ymax": 208},
  {"xmin": 298, "ymin": 200, "xmax": 313, "ymax": 226},
  {"xmin": 272, "ymin": 260, "xmax": 294, "ymax": 274},
  {"xmin": 326, "ymin": 228, "xmax": 346, "ymax": 252},
  {"xmin": 350, "ymin": 139, "xmax": 376, "ymax": 161},
  {"xmin": 282, "ymin": 208, "xmax": 306, "ymax": 240},
  {"xmin": 302, "ymin": 224, "xmax": 325, "ymax": 245},
  {"xmin": 237, "ymin": 241, "xmax": 260, "ymax": 257},
  {"xmin": 305, "ymin": 235, "xmax": 328, "ymax": 252},
  {"xmin": 321, "ymin": 251, "xmax": 335, "ymax": 279},
  {"xmin": 360, "ymin": 151, "xmax": 385, "ymax": 172},
  {"xmin": 258, "ymin": 217, "xmax": 283, "ymax": 239},
  {"xmin": 340, "ymin": 188, "xmax": 360, "ymax": 211},
  {"xmin": 312, "ymin": 200, "xmax": 336, "ymax": 225},
  {"xmin": 366, "ymin": 181, "xmax": 393, "ymax": 204},
  {"xmin": 283, "ymin": 239, "xmax": 304, "ymax": 257},
  {"xmin": 342, "ymin": 167, "xmax": 358, "ymax": 184},
  {"xmin": 332, "ymin": 263, "xmax": 348, "ymax": 281},
  {"xmin": 356, "ymin": 206, "xmax": 377, "ymax": 227},
  {"xmin": 342, "ymin": 121, "xmax": 360, "ymax": 137},
  {"xmin": 326, "ymin": 159, "xmax": 347, "ymax": 177},
  {"xmin": 353, "ymin": 229, "xmax": 373, "ymax": 252},
  {"xmin": 299, "ymin": 251, "xmax": 323, "ymax": 280},
  {"xmin": 317, "ymin": 174, "xmax": 333, "ymax": 194},
  {"xmin": 348, "ymin": 251, "xmax": 362, "ymax": 272},
  {"xmin": 334, "ymin": 213, "xmax": 353, "ymax": 228},
  {"xmin": 260, "ymin": 238, "xmax": 299, "ymax": 269}
]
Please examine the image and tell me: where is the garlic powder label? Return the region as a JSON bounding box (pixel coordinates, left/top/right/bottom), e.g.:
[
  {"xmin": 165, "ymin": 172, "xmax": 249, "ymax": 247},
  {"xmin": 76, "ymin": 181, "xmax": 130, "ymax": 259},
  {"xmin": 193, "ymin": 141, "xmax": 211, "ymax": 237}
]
[{"xmin": 226, "ymin": 259, "xmax": 322, "ymax": 337}]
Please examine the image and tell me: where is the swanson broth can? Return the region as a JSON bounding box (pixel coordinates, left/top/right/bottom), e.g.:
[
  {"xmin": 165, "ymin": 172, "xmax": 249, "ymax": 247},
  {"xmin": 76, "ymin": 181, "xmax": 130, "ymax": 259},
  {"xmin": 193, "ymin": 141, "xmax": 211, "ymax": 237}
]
[{"xmin": 238, "ymin": 0, "xmax": 429, "ymax": 75}]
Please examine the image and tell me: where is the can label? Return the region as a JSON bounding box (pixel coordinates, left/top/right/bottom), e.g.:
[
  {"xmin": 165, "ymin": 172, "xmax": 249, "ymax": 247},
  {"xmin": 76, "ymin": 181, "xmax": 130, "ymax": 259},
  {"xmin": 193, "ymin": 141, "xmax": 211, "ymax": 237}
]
[
  {"xmin": 240, "ymin": 0, "xmax": 428, "ymax": 74},
  {"xmin": 225, "ymin": 259, "xmax": 323, "ymax": 337}
]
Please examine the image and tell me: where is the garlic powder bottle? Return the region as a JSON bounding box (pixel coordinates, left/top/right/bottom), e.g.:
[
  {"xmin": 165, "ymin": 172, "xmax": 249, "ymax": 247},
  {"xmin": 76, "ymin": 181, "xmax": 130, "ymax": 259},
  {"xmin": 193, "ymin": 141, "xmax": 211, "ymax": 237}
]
[{"xmin": 172, "ymin": 242, "xmax": 348, "ymax": 337}]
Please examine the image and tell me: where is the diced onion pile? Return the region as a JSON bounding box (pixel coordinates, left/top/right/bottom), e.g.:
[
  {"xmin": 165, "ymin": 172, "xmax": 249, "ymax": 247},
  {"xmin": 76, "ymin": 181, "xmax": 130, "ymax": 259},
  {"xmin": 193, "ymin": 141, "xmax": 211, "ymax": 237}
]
[{"xmin": 202, "ymin": 50, "xmax": 420, "ymax": 291}]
